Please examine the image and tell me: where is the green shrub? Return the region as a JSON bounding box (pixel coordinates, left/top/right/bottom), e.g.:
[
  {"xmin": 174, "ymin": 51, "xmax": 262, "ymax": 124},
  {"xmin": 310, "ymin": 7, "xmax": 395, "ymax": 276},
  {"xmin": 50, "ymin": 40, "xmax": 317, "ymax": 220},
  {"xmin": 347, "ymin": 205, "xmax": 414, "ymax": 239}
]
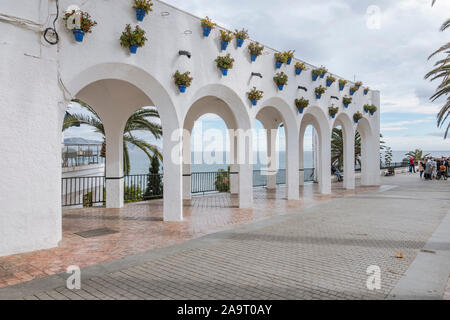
[{"xmin": 215, "ymin": 169, "xmax": 230, "ymax": 192}]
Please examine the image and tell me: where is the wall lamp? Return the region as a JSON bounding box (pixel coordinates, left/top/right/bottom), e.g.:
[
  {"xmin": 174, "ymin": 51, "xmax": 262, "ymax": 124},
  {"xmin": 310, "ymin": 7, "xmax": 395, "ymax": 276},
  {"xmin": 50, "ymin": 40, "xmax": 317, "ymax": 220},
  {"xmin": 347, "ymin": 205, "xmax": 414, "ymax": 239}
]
[
  {"xmin": 179, "ymin": 50, "xmax": 191, "ymax": 59},
  {"xmin": 251, "ymin": 72, "xmax": 263, "ymax": 78},
  {"xmin": 331, "ymin": 96, "xmax": 339, "ymax": 100},
  {"xmin": 298, "ymin": 86, "xmax": 308, "ymax": 92}
]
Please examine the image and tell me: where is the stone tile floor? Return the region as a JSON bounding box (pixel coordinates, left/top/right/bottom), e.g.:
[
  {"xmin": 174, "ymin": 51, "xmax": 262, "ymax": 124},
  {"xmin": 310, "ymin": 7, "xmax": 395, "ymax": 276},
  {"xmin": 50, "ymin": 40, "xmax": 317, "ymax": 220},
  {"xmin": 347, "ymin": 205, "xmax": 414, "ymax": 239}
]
[{"xmin": 0, "ymin": 182, "xmax": 376, "ymax": 289}]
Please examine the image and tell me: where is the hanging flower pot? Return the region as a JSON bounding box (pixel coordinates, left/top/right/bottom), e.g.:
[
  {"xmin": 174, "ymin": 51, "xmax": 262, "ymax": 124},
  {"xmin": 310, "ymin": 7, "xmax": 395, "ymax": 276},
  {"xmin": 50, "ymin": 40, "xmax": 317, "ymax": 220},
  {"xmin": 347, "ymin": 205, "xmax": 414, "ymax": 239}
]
[
  {"xmin": 120, "ymin": 25, "xmax": 147, "ymax": 54},
  {"xmin": 273, "ymin": 72, "xmax": 288, "ymax": 91},
  {"xmin": 234, "ymin": 29, "xmax": 248, "ymax": 48},
  {"xmin": 247, "ymin": 87, "xmax": 263, "ymax": 106},
  {"xmin": 201, "ymin": 17, "xmax": 215, "ymax": 37},
  {"xmin": 248, "ymin": 42, "xmax": 264, "ymax": 63},
  {"xmin": 343, "ymin": 97, "xmax": 352, "ymax": 109},
  {"xmin": 295, "ymin": 62, "xmax": 306, "ymax": 76},
  {"xmin": 221, "ymin": 41, "xmax": 229, "ymax": 51},
  {"xmin": 319, "ymin": 67, "xmax": 327, "ymax": 78},
  {"xmin": 349, "ymin": 86, "xmax": 357, "ymax": 96},
  {"xmin": 276, "ymin": 61, "xmax": 283, "ymax": 69},
  {"xmin": 219, "ymin": 30, "xmax": 233, "ymax": 51},
  {"xmin": 364, "ymin": 87, "xmax": 369, "ymax": 95},
  {"xmin": 339, "ymin": 79, "xmax": 347, "ymax": 91},
  {"xmin": 353, "ymin": 112, "xmax": 363, "ymax": 124},
  {"xmin": 364, "ymin": 104, "xmax": 377, "ymax": 116},
  {"xmin": 329, "ymin": 105, "xmax": 339, "ymax": 119},
  {"xmin": 295, "ymin": 98, "xmax": 309, "ymax": 114},
  {"xmin": 173, "ymin": 71, "xmax": 193, "ymax": 93},
  {"xmin": 215, "ymin": 54, "xmax": 234, "ymax": 77},
  {"xmin": 283, "ymin": 50, "xmax": 295, "ymax": 65},
  {"xmin": 326, "ymin": 75, "xmax": 336, "ymax": 87},
  {"xmin": 315, "ymin": 85, "xmax": 326, "ymax": 99},
  {"xmin": 355, "ymin": 81, "xmax": 363, "ymax": 89},
  {"xmin": 274, "ymin": 52, "xmax": 287, "ymax": 69},
  {"xmin": 63, "ymin": 10, "xmax": 97, "ymax": 43},
  {"xmin": 312, "ymin": 69, "xmax": 321, "ymax": 81},
  {"xmin": 133, "ymin": 0, "xmax": 153, "ymax": 22}
]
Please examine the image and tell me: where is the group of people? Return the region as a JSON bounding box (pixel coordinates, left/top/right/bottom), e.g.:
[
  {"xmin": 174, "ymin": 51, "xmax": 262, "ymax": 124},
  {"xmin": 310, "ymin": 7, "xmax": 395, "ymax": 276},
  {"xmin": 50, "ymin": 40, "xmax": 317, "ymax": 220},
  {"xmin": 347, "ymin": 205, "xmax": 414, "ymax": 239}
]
[{"xmin": 411, "ymin": 157, "xmax": 449, "ymax": 180}]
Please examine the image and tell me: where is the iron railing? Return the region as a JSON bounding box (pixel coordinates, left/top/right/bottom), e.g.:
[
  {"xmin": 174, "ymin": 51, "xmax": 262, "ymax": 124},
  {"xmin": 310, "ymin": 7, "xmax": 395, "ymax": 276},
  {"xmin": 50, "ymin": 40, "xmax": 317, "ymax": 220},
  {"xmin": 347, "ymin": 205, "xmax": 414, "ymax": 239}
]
[
  {"xmin": 62, "ymin": 144, "xmax": 104, "ymax": 168},
  {"xmin": 124, "ymin": 174, "xmax": 163, "ymax": 202},
  {"xmin": 61, "ymin": 176, "xmax": 105, "ymax": 207},
  {"xmin": 191, "ymin": 171, "xmax": 230, "ymax": 194}
]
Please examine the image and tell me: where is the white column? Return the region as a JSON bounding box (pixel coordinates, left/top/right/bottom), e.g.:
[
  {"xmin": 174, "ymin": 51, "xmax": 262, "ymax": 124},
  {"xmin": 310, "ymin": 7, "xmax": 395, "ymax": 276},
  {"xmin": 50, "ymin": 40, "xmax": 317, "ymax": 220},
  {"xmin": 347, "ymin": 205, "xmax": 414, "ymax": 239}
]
[
  {"xmin": 343, "ymin": 126, "xmax": 355, "ymax": 190},
  {"xmin": 266, "ymin": 128, "xmax": 277, "ymax": 189},
  {"xmin": 299, "ymin": 129, "xmax": 305, "ymax": 186},
  {"xmin": 318, "ymin": 131, "xmax": 332, "ymax": 194},
  {"xmin": 105, "ymin": 127, "xmax": 124, "ymax": 209},
  {"xmin": 229, "ymin": 134, "xmax": 239, "ymax": 194},
  {"xmin": 236, "ymin": 129, "xmax": 253, "ymax": 208},
  {"xmin": 182, "ymin": 133, "xmax": 191, "ymax": 200},
  {"xmin": 286, "ymin": 128, "xmax": 299, "ymax": 200},
  {"xmin": 163, "ymin": 130, "xmax": 183, "ymax": 221}
]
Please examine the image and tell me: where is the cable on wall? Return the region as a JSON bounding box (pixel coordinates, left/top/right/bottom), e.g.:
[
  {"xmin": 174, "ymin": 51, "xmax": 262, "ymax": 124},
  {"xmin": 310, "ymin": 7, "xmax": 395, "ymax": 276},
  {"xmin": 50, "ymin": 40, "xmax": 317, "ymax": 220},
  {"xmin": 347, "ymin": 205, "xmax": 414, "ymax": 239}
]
[{"xmin": 43, "ymin": 0, "xmax": 59, "ymax": 45}]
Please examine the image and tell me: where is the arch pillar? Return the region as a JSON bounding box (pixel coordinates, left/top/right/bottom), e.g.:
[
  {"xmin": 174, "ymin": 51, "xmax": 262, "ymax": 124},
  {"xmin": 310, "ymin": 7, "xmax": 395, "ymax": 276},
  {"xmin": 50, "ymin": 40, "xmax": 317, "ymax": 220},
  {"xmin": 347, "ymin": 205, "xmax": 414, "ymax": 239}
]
[
  {"xmin": 163, "ymin": 129, "xmax": 183, "ymax": 221},
  {"xmin": 318, "ymin": 131, "xmax": 332, "ymax": 194},
  {"xmin": 182, "ymin": 130, "xmax": 191, "ymax": 200},
  {"xmin": 235, "ymin": 129, "xmax": 253, "ymax": 208},
  {"xmin": 230, "ymin": 133, "xmax": 239, "ymax": 194},
  {"xmin": 104, "ymin": 125, "xmax": 124, "ymax": 208}
]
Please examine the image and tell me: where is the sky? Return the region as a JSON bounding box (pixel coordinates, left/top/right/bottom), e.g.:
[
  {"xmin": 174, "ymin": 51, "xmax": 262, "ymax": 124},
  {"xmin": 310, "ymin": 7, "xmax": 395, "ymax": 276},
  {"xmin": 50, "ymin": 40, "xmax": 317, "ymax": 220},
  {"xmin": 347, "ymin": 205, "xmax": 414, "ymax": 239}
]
[{"xmin": 65, "ymin": 0, "xmax": 450, "ymax": 152}]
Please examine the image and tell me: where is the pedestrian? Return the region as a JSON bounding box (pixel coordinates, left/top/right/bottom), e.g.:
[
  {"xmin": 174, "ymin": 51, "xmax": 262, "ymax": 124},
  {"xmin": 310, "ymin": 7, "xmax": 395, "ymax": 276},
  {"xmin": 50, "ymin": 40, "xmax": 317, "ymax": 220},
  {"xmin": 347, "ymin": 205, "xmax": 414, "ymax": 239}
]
[
  {"xmin": 409, "ymin": 157, "xmax": 416, "ymax": 173},
  {"xmin": 432, "ymin": 158, "xmax": 437, "ymax": 180},
  {"xmin": 424, "ymin": 158, "xmax": 432, "ymax": 180},
  {"xmin": 418, "ymin": 159, "xmax": 425, "ymax": 179}
]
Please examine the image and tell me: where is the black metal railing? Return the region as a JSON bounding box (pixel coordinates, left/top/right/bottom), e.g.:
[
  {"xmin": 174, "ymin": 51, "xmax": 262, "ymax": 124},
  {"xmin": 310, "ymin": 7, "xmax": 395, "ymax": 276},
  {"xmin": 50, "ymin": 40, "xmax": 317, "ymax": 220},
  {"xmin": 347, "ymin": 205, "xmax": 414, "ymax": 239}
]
[
  {"xmin": 380, "ymin": 161, "xmax": 409, "ymax": 169},
  {"xmin": 124, "ymin": 174, "xmax": 163, "ymax": 202},
  {"xmin": 191, "ymin": 171, "xmax": 230, "ymax": 194},
  {"xmin": 61, "ymin": 176, "xmax": 105, "ymax": 207},
  {"xmin": 62, "ymin": 144, "xmax": 104, "ymax": 167}
]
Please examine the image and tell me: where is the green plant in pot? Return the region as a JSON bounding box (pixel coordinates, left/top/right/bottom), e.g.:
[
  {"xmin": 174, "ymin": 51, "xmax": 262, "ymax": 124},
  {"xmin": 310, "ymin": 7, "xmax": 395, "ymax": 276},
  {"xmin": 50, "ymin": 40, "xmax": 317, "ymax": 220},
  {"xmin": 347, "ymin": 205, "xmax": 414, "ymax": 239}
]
[
  {"xmin": 219, "ymin": 30, "xmax": 234, "ymax": 51},
  {"xmin": 338, "ymin": 79, "xmax": 347, "ymax": 91},
  {"xmin": 355, "ymin": 81, "xmax": 363, "ymax": 89},
  {"xmin": 353, "ymin": 111, "xmax": 363, "ymax": 123},
  {"xmin": 349, "ymin": 85, "xmax": 358, "ymax": 96},
  {"xmin": 274, "ymin": 52, "xmax": 288, "ymax": 69},
  {"xmin": 364, "ymin": 104, "xmax": 377, "ymax": 115},
  {"xmin": 312, "ymin": 68, "xmax": 322, "ymax": 81},
  {"xmin": 201, "ymin": 16, "xmax": 216, "ymax": 37},
  {"xmin": 326, "ymin": 75, "xmax": 336, "ymax": 87},
  {"xmin": 234, "ymin": 28, "xmax": 249, "ymax": 47},
  {"xmin": 120, "ymin": 24, "xmax": 147, "ymax": 54},
  {"xmin": 295, "ymin": 97, "xmax": 309, "ymax": 114},
  {"xmin": 295, "ymin": 62, "xmax": 306, "ymax": 75},
  {"xmin": 248, "ymin": 42, "xmax": 264, "ymax": 62},
  {"xmin": 215, "ymin": 54, "xmax": 235, "ymax": 76},
  {"xmin": 283, "ymin": 50, "xmax": 295, "ymax": 65},
  {"xmin": 173, "ymin": 71, "xmax": 193, "ymax": 93},
  {"xmin": 329, "ymin": 105, "xmax": 339, "ymax": 119},
  {"xmin": 319, "ymin": 66, "xmax": 328, "ymax": 78},
  {"xmin": 247, "ymin": 87, "xmax": 264, "ymax": 106},
  {"xmin": 315, "ymin": 85, "xmax": 326, "ymax": 99},
  {"xmin": 273, "ymin": 72, "xmax": 288, "ymax": 91},
  {"xmin": 364, "ymin": 87, "xmax": 370, "ymax": 95},
  {"xmin": 63, "ymin": 10, "xmax": 97, "ymax": 42},
  {"xmin": 342, "ymin": 96, "xmax": 352, "ymax": 108},
  {"xmin": 133, "ymin": 0, "xmax": 153, "ymax": 21}
]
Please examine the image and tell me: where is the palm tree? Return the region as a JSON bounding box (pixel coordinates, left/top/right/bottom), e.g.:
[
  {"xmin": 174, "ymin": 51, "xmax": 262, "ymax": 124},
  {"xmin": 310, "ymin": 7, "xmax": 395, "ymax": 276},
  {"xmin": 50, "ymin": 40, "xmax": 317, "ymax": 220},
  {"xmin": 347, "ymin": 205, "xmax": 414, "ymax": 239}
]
[
  {"xmin": 63, "ymin": 99, "xmax": 162, "ymax": 175},
  {"xmin": 405, "ymin": 149, "xmax": 430, "ymax": 161},
  {"xmin": 425, "ymin": 1, "xmax": 449, "ymax": 138}
]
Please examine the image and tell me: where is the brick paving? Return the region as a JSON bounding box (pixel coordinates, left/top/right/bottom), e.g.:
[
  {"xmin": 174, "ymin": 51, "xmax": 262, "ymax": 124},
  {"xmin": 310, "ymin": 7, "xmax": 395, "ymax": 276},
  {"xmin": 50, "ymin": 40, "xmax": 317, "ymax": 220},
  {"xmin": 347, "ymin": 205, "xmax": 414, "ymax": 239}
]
[
  {"xmin": 1, "ymin": 174, "xmax": 449, "ymax": 300},
  {"xmin": 0, "ymin": 182, "xmax": 374, "ymax": 289}
]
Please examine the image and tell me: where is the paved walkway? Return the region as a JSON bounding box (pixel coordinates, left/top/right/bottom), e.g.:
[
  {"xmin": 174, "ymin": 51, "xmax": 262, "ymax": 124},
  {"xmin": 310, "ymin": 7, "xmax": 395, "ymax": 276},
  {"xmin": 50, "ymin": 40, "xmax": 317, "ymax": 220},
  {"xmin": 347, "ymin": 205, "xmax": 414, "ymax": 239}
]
[{"xmin": 1, "ymin": 174, "xmax": 449, "ymax": 300}]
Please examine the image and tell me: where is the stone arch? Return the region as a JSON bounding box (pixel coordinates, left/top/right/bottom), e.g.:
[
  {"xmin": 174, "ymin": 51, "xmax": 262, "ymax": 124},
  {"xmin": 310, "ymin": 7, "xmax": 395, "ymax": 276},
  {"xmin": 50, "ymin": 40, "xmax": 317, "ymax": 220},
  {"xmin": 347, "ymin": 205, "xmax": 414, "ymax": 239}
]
[
  {"xmin": 333, "ymin": 112, "xmax": 356, "ymax": 189},
  {"xmin": 356, "ymin": 116, "xmax": 378, "ymax": 186}
]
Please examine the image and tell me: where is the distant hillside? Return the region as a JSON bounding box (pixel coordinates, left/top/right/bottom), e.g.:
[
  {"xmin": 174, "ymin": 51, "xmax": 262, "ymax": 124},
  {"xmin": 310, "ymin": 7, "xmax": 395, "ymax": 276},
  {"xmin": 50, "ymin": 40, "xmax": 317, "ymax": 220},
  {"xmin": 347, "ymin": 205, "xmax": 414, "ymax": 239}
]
[{"xmin": 64, "ymin": 137, "xmax": 102, "ymax": 145}]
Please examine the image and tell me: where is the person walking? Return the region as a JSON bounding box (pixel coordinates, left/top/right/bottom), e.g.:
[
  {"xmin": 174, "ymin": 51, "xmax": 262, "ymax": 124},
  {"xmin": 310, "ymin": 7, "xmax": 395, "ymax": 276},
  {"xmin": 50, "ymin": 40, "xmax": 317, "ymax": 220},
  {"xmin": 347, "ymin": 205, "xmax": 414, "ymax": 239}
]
[
  {"xmin": 418, "ymin": 159, "xmax": 425, "ymax": 179},
  {"xmin": 425, "ymin": 158, "xmax": 432, "ymax": 180},
  {"xmin": 432, "ymin": 158, "xmax": 438, "ymax": 180}
]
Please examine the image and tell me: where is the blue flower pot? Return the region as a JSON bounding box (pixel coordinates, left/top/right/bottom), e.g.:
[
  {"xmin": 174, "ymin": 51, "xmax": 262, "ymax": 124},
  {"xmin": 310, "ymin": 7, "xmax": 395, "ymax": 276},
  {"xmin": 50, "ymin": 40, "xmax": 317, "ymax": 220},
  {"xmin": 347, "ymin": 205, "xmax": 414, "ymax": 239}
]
[
  {"xmin": 354, "ymin": 119, "xmax": 359, "ymax": 124},
  {"xmin": 237, "ymin": 38, "xmax": 244, "ymax": 47},
  {"xmin": 320, "ymin": 73, "xmax": 325, "ymax": 79},
  {"xmin": 251, "ymin": 54, "xmax": 257, "ymax": 62},
  {"xmin": 221, "ymin": 41, "xmax": 229, "ymax": 51},
  {"xmin": 221, "ymin": 68, "xmax": 228, "ymax": 76},
  {"xmin": 339, "ymin": 85, "xmax": 345, "ymax": 91},
  {"xmin": 129, "ymin": 44, "xmax": 138, "ymax": 54},
  {"xmin": 278, "ymin": 84, "xmax": 284, "ymax": 91},
  {"xmin": 73, "ymin": 29, "xmax": 84, "ymax": 42},
  {"xmin": 350, "ymin": 89, "xmax": 355, "ymax": 96},
  {"xmin": 312, "ymin": 74, "xmax": 318, "ymax": 81},
  {"xmin": 178, "ymin": 85, "xmax": 186, "ymax": 93},
  {"xmin": 331, "ymin": 114, "xmax": 336, "ymax": 119},
  {"xmin": 298, "ymin": 108, "xmax": 304, "ymax": 114},
  {"xmin": 316, "ymin": 93, "xmax": 322, "ymax": 99},
  {"xmin": 136, "ymin": 8, "xmax": 146, "ymax": 21},
  {"xmin": 276, "ymin": 61, "xmax": 282, "ymax": 69},
  {"xmin": 287, "ymin": 57, "xmax": 292, "ymax": 65},
  {"xmin": 364, "ymin": 109, "xmax": 369, "ymax": 113},
  {"xmin": 326, "ymin": 80, "xmax": 333, "ymax": 87},
  {"xmin": 203, "ymin": 26, "xmax": 211, "ymax": 37},
  {"xmin": 251, "ymin": 99, "xmax": 257, "ymax": 106},
  {"xmin": 295, "ymin": 68, "xmax": 302, "ymax": 75},
  {"xmin": 370, "ymin": 111, "xmax": 374, "ymax": 116},
  {"xmin": 364, "ymin": 91, "xmax": 368, "ymax": 95},
  {"xmin": 344, "ymin": 104, "xmax": 349, "ymax": 108}
]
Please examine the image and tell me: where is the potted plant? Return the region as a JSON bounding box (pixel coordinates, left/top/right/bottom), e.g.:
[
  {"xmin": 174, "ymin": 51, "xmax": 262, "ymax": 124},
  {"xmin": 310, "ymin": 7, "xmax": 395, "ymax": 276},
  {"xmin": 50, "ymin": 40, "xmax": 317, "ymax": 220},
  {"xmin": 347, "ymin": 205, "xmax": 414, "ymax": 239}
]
[
  {"xmin": 349, "ymin": 86, "xmax": 358, "ymax": 96},
  {"xmin": 247, "ymin": 87, "xmax": 263, "ymax": 106},
  {"xmin": 329, "ymin": 105, "xmax": 339, "ymax": 119},
  {"xmin": 201, "ymin": 16, "xmax": 216, "ymax": 37},
  {"xmin": 342, "ymin": 97, "xmax": 352, "ymax": 108},
  {"xmin": 274, "ymin": 52, "xmax": 288, "ymax": 69},
  {"xmin": 353, "ymin": 112, "xmax": 363, "ymax": 123},
  {"xmin": 173, "ymin": 71, "xmax": 193, "ymax": 93},
  {"xmin": 133, "ymin": 0, "xmax": 153, "ymax": 22},
  {"xmin": 248, "ymin": 42, "xmax": 264, "ymax": 62},
  {"xmin": 326, "ymin": 75, "xmax": 336, "ymax": 87},
  {"xmin": 219, "ymin": 30, "xmax": 234, "ymax": 51},
  {"xmin": 273, "ymin": 72, "xmax": 288, "ymax": 90},
  {"xmin": 364, "ymin": 87, "xmax": 370, "ymax": 95},
  {"xmin": 295, "ymin": 62, "xmax": 306, "ymax": 75},
  {"xmin": 63, "ymin": 10, "xmax": 97, "ymax": 42},
  {"xmin": 234, "ymin": 29, "xmax": 248, "ymax": 48},
  {"xmin": 315, "ymin": 85, "xmax": 326, "ymax": 99},
  {"xmin": 215, "ymin": 54, "xmax": 235, "ymax": 76},
  {"xmin": 338, "ymin": 79, "xmax": 347, "ymax": 91},
  {"xmin": 312, "ymin": 68, "xmax": 322, "ymax": 81},
  {"xmin": 368, "ymin": 105, "xmax": 377, "ymax": 116},
  {"xmin": 355, "ymin": 81, "xmax": 363, "ymax": 89},
  {"xmin": 319, "ymin": 66, "xmax": 328, "ymax": 78},
  {"xmin": 120, "ymin": 24, "xmax": 147, "ymax": 54},
  {"xmin": 295, "ymin": 97, "xmax": 309, "ymax": 114},
  {"xmin": 284, "ymin": 50, "xmax": 295, "ymax": 65}
]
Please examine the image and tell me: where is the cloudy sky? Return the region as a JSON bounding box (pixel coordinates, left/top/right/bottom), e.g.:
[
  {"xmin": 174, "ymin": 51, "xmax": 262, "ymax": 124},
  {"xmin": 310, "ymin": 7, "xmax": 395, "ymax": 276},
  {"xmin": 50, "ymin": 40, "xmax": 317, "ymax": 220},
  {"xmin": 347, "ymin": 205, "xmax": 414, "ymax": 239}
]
[{"xmin": 162, "ymin": 0, "xmax": 449, "ymax": 151}]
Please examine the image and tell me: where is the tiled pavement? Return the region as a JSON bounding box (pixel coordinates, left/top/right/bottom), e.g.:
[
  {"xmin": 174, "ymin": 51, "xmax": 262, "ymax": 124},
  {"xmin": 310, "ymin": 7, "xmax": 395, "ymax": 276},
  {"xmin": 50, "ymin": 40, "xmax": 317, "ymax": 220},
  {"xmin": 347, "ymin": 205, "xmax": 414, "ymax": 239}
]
[
  {"xmin": 0, "ymin": 182, "xmax": 374, "ymax": 289},
  {"xmin": 1, "ymin": 174, "xmax": 449, "ymax": 300}
]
